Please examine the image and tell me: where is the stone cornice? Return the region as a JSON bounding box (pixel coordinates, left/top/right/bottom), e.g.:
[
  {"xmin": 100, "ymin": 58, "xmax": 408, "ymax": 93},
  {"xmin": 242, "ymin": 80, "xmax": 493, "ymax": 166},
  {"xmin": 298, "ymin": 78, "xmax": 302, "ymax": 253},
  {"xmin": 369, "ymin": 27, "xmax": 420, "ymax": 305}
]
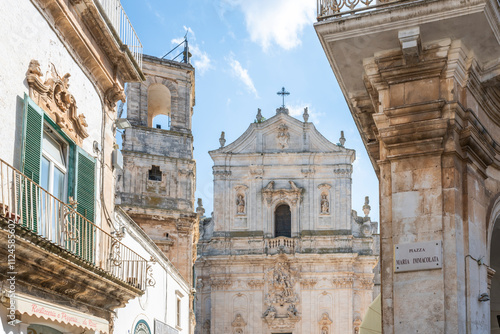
[{"xmin": 32, "ymin": 0, "xmax": 143, "ymax": 108}]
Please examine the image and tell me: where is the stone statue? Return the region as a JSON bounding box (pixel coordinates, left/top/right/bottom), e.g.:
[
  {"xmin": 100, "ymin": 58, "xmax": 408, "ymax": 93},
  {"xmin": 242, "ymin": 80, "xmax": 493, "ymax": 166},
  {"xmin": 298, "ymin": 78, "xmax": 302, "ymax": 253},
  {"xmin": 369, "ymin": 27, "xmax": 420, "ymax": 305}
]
[
  {"xmin": 339, "ymin": 130, "xmax": 346, "ymax": 147},
  {"xmin": 236, "ymin": 194, "xmax": 245, "ymax": 214},
  {"xmin": 321, "ymin": 194, "xmax": 329, "ymax": 214},
  {"xmin": 322, "ymin": 326, "xmax": 329, "ymax": 334},
  {"xmin": 303, "ymin": 107, "xmax": 309, "ymax": 122},
  {"xmin": 219, "ymin": 131, "xmax": 226, "ymax": 148}
]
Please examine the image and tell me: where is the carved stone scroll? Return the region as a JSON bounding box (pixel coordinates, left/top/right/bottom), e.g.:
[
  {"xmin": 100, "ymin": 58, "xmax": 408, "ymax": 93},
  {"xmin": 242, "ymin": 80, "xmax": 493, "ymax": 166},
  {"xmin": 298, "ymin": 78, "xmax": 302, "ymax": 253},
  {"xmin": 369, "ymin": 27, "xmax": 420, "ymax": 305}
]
[{"xmin": 26, "ymin": 60, "xmax": 89, "ymax": 145}]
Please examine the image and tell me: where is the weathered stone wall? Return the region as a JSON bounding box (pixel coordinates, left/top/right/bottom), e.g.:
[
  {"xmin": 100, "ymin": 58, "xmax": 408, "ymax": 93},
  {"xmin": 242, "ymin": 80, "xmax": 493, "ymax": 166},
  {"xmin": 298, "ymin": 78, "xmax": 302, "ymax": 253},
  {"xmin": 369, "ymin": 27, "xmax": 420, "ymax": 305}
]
[
  {"xmin": 118, "ymin": 56, "xmax": 198, "ymax": 326},
  {"xmin": 315, "ymin": 3, "xmax": 500, "ymax": 330}
]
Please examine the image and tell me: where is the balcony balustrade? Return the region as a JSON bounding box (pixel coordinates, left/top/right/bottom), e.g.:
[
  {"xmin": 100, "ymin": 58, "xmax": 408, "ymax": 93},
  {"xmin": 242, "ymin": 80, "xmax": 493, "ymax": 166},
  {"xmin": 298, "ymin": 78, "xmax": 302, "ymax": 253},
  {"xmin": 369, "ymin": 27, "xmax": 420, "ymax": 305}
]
[
  {"xmin": 0, "ymin": 158, "xmax": 147, "ymax": 290},
  {"xmin": 96, "ymin": 0, "xmax": 143, "ymax": 69},
  {"xmin": 265, "ymin": 236, "xmax": 298, "ymax": 254},
  {"xmin": 317, "ymin": 0, "xmax": 405, "ymax": 20}
]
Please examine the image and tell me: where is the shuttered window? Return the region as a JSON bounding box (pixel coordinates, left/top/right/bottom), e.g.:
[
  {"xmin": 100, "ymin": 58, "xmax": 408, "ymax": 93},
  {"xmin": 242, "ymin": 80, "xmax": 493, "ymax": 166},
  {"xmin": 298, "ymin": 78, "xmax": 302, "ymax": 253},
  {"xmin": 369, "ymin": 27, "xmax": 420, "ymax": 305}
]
[
  {"xmin": 21, "ymin": 95, "xmax": 44, "ymax": 230},
  {"xmin": 22, "ymin": 95, "xmax": 96, "ymax": 262}
]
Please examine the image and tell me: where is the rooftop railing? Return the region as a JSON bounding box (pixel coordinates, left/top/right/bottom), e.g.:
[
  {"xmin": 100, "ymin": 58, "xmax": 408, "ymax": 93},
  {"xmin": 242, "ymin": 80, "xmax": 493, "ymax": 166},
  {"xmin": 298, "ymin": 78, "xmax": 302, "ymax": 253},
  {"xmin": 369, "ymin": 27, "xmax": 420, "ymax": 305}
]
[
  {"xmin": 96, "ymin": 0, "xmax": 143, "ymax": 70},
  {"xmin": 0, "ymin": 158, "xmax": 147, "ymax": 290}
]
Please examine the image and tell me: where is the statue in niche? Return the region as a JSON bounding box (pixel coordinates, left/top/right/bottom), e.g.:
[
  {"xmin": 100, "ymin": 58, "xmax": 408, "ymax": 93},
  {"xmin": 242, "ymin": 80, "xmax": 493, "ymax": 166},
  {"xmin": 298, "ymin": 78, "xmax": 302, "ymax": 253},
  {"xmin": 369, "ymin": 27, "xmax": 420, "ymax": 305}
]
[
  {"xmin": 321, "ymin": 194, "xmax": 329, "ymax": 214},
  {"xmin": 322, "ymin": 326, "xmax": 329, "ymax": 334},
  {"xmin": 236, "ymin": 194, "xmax": 245, "ymax": 214}
]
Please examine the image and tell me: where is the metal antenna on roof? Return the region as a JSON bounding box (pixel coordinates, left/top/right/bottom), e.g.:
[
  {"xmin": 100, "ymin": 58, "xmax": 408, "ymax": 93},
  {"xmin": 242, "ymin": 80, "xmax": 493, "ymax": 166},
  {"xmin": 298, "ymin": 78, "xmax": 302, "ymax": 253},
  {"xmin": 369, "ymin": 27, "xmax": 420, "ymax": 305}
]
[{"xmin": 161, "ymin": 31, "xmax": 191, "ymax": 63}]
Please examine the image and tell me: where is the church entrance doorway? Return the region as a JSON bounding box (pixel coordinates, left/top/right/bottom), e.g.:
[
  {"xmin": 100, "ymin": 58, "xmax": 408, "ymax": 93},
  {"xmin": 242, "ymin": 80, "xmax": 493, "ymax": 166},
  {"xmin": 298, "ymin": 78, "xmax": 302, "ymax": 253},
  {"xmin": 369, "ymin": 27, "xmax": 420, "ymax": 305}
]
[{"xmin": 275, "ymin": 204, "xmax": 291, "ymax": 238}]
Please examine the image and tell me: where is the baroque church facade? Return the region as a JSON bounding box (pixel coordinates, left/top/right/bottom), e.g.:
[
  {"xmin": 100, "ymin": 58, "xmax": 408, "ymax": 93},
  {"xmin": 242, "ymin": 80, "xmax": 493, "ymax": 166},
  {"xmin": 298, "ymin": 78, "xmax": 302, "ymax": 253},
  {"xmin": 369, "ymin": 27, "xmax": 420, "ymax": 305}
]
[{"xmin": 195, "ymin": 107, "xmax": 379, "ymax": 334}]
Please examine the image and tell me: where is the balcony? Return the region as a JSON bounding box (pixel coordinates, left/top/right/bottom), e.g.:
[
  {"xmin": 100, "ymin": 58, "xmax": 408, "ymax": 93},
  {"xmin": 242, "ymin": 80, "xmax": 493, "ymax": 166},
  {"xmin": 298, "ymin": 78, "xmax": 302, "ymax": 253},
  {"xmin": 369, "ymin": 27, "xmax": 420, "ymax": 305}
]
[
  {"xmin": 317, "ymin": 0, "xmax": 406, "ymax": 20},
  {"xmin": 265, "ymin": 236, "xmax": 298, "ymax": 255},
  {"xmin": 0, "ymin": 158, "xmax": 147, "ymax": 309},
  {"xmin": 96, "ymin": 0, "xmax": 143, "ymax": 70}
]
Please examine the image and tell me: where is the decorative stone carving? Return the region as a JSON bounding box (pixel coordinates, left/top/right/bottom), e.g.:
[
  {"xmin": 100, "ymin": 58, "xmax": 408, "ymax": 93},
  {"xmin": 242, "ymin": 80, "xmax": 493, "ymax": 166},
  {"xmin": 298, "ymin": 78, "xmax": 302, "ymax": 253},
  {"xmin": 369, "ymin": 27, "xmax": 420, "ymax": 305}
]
[
  {"xmin": 332, "ymin": 276, "xmax": 354, "ymax": 288},
  {"xmin": 321, "ymin": 194, "xmax": 330, "ymax": 214},
  {"xmin": 105, "ymin": 83, "xmax": 126, "ymax": 110},
  {"xmin": 277, "ymin": 123, "xmax": 290, "ymax": 149},
  {"xmin": 299, "ymin": 278, "xmax": 317, "ymax": 289},
  {"xmin": 262, "ymin": 181, "xmax": 304, "ymax": 207},
  {"xmin": 303, "ymin": 107, "xmax": 309, "ymax": 122},
  {"xmin": 301, "ymin": 168, "xmax": 315, "ymax": 176},
  {"xmin": 353, "ymin": 317, "xmax": 362, "ymax": 334},
  {"xmin": 339, "ymin": 130, "xmax": 346, "ymax": 147},
  {"xmin": 362, "ymin": 196, "xmax": 371, "ymax": 217},
  {"xmin": 213, "ymin": 170, "xmax": 231, "ymax": 179},
  {"xmin": 231, "ymin": 313, "xmax": 246, "ymax": 334},
  {"xmin": 262, "ymin": 255, "xmax": 300, "ymax": 330},
  {"xmin": 26, "ymin": 60, "xmax": 89, "ymax": 145},
  {"xmin": 210, "ymin": 278, "xmax": 232, "ymax": 290},
  {"xmin": 219, "ymin": 131, "xmax": 226, "ymax": 148},
  {"xmin": 359, "ymin": 278, "xmax": 374, "ymax": 290},
  {"xmin": 247, "ymin": 279, "xmax": 265, "ymax": 289},
  {"xmin": 236, "ymin": 194, "xmax": 245, "ymax": 214},
  {"xmin": 319, "ymin": 312, "xmax": 333, "ymax": 334}
]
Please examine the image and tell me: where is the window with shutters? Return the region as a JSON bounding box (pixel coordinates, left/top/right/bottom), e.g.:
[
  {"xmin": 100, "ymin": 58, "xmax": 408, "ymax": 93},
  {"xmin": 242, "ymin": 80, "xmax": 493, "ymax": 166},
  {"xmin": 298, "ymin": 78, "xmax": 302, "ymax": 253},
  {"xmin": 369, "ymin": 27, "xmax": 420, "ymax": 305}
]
[{"xmin": 21, "ymin": 95, "xmax": 96, "ymax": 261}]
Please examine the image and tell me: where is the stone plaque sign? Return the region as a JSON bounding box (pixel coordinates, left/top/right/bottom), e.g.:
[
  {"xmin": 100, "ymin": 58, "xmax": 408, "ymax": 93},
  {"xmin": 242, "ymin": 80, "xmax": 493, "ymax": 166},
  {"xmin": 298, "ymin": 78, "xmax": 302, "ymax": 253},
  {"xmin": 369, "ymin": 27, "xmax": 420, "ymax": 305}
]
[{"xmin": 394, "ymin": 240, "xmax": 442, "ymax": 272}]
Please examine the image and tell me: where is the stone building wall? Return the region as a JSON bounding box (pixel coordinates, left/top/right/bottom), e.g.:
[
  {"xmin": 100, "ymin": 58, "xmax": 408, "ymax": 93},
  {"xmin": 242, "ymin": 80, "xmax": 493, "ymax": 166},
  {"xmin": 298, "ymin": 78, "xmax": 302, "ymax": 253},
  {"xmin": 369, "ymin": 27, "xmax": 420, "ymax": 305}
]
[{"xmin": 118, "ymin": 55, "xmax": 199, "ymax": 331}]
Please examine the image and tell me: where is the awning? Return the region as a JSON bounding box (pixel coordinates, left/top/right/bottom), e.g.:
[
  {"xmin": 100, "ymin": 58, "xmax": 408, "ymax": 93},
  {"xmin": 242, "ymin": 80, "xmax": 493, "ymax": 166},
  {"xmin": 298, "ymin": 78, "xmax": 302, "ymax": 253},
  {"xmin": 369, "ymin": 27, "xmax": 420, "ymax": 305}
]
[
  {"xmin": 359, "ymin": 293, "xmax": 382, "ymax": 334},
  {"xmin": 15, "ymin": 293, "xmax": 109, "ymax": 333}
]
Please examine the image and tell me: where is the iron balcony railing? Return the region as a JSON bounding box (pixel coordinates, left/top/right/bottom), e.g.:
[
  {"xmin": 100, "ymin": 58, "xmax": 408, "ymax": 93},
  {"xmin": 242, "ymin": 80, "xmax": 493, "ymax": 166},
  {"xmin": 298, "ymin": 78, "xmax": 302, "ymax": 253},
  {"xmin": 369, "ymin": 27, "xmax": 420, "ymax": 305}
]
[
  {"xmin": 96, "ymin": 0, "xmax": 143, "ymax": 70},
  {"xmin": 317, "ymin": 0, "xmax": 405, "ymax": 20},
  {"xmin": 0, "ymin": 158, "xmax": 147, "ymax": 290}
]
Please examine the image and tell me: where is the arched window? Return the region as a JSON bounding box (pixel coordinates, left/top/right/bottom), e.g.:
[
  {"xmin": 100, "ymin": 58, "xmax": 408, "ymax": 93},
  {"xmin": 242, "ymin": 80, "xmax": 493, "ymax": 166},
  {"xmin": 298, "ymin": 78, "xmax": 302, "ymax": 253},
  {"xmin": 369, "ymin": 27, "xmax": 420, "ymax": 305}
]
[
  {"xmin": 147, "ymin": 84, "xmax": 171, "ymax": 128},
  {"xmin": 275, "ymin": 204, "xmax": 291, "ymax": 238}
]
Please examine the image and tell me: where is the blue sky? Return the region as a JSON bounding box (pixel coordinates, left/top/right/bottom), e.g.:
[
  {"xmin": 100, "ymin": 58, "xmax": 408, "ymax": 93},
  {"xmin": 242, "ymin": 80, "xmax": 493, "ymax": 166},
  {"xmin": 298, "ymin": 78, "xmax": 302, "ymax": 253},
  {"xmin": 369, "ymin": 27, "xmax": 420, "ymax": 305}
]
[{"xmin": 121, "ymin": 0, "xmax": 380, "ymax": 222}]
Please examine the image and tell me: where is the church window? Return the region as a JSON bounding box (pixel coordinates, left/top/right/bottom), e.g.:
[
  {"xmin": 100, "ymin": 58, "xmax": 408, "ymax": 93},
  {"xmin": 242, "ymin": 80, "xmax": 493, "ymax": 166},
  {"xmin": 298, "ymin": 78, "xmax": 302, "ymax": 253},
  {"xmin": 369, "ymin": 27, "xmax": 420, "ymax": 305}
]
[
  {"xmin": 148, "ymin": 165, "xmax": 162, "ymax": 181},
  {"xmin": 275, "ymin": 204, "xmax": 291, "ymax": 238}
]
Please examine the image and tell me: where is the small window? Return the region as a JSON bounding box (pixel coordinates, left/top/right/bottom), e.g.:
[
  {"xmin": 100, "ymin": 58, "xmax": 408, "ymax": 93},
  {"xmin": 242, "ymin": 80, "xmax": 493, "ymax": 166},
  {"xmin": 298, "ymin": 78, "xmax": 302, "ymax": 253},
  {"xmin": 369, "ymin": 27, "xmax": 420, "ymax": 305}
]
[
  {"xmin": 176, "ymin": 297, "xmax": 181, "ymax": 328},
  {"xmin": 148, "ymin": 165, "xmax": 162, "ymax": 181}
]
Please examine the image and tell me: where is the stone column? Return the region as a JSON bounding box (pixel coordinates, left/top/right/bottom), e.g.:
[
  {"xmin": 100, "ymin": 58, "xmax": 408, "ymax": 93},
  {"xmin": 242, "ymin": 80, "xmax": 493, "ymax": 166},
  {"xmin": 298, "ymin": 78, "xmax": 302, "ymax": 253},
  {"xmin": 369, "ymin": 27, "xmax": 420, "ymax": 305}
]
[{"xmin": 361, "ymin": 29, "xmax": 496, "ymax": 333}]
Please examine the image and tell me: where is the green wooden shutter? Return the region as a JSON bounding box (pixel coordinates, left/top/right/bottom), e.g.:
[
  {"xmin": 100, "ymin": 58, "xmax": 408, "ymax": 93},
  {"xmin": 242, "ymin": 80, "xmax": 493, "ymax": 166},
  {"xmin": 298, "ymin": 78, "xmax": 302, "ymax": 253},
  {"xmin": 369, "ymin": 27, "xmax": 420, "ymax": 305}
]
[
  {"xmin": 21, "ymin": 95, "xmax": 43, "ymax": 231},
  {"xmin": 75, "ymin": 147, "xmax": 96, "ymax": 262}
]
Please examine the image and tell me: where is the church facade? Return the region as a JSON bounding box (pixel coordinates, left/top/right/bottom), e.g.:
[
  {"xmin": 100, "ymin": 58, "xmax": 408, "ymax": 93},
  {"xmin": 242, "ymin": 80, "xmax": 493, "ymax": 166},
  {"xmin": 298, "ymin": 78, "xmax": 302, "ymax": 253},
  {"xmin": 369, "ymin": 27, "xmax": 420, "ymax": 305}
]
[{"xmin": 195, "ymin": 107, "xmax": 378, "ymax": 334}]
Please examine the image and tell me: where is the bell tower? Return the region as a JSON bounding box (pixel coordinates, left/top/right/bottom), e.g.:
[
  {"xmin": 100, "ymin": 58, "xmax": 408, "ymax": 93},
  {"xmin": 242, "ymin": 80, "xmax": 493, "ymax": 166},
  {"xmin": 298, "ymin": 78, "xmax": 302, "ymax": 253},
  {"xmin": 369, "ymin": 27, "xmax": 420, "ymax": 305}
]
[{"xmin": 117, "ymin": 54, "xmax": 198, "ymax": 287}]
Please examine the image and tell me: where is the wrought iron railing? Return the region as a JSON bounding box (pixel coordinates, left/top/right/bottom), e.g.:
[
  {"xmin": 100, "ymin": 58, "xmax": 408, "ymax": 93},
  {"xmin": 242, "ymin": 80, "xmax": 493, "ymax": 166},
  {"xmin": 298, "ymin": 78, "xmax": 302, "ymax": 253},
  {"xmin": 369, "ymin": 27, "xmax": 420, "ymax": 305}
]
[
  {"xmin": 96, "ymin": 0, "xmax": 143, "ymax": 69},
  {"xmin": 317, "ymin": 0, "xmax": 404, "ymax": 20},
  {"xmin": 0, "ymin": 158, "xmax": 147, "ymax": 289}
]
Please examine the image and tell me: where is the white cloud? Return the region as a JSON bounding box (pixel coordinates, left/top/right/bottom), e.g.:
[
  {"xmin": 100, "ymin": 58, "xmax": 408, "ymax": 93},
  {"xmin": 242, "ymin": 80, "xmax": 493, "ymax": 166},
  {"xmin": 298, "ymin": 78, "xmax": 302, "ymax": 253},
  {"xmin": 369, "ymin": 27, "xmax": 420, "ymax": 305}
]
[
  {"xmin": 171, "ymin": 27, "xmax": 213, "ymax": 75},
  {"xmin": 287, "ymin": 102, "xmax": 323, "ymax": 124},
  {"xmin": 227, "ymin": 54, "xmax": 258, "ymax": 98},
  {"xmin": 222, "ymin": 0, "xmax": 316, "ymax": 51}
]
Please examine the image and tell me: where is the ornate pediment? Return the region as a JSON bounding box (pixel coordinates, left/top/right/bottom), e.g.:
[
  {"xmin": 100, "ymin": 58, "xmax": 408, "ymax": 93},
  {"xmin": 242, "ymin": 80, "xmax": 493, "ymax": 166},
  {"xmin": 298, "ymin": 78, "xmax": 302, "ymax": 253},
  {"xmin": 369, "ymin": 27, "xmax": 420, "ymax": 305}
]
[
  {"xmin": 262, "ymin": 181, "xmax": 304, "ymax": 207},
  {"xmin": 26, "ymin": 60, "xmax": 89, "ymax": 145}
]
